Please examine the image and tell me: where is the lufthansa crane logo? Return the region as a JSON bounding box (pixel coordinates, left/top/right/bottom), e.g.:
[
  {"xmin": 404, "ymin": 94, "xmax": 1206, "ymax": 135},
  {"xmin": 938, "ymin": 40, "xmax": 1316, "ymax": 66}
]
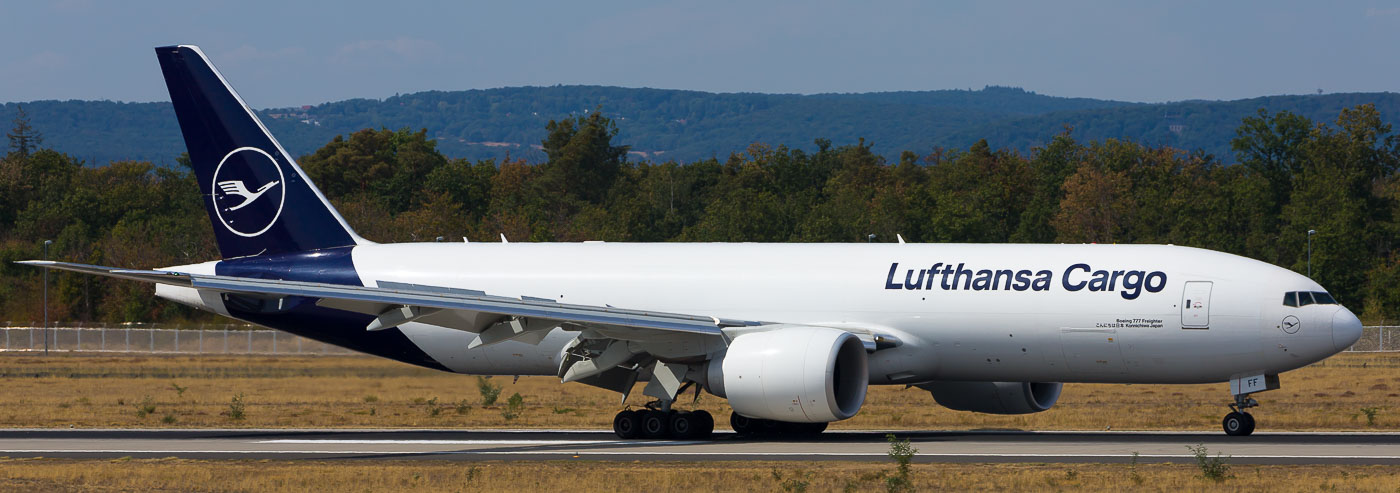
[
  {"xmin": 211, "ymin": 147, "xmax": 286, "ymax": 237},
  {"xmin": 217, "ymin": 180, "xmax": 280, "ymax": 211}
]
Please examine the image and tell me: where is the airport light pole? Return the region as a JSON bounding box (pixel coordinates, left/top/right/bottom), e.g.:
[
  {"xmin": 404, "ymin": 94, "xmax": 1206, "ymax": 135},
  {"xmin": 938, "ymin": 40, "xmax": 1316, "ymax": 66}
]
[
  {"xmin": 1307, "ymin": 230, "xmax": 1316, "ymax": 278},
  {"xmin": 43, "ymin": 239, "xmax": 51, "ymax": 355}
]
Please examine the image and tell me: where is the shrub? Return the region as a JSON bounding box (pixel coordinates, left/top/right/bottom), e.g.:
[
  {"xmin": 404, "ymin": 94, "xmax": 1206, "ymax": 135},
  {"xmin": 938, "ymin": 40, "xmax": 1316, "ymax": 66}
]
[
  {"xmin": 229, "ymin": 393, "xmax": 246, "ymax": 421},
  {"xmin": 1187, "ymin": 444, "xmax": 1231, "ymax": 482},
  {"xmin": 133, "ymin": 396, "xmax": 156, "ymax": 418},
  {"xmin": 1356, "ymin": 407, "xmax": 1382, "ymax": 426},
  {"xmin": 1129, "ymin": 451, "xmax": 1144, "ymax": 485},
  {"xmin": 884, "ymin": 434, "xmax": 917, "ymax": 492},
  {"xmin": 771, "ymin": 469, "xmax": 812, "ymax": 493},
  {"xmin": 501, "ymin": 393, "xmax": 523, "ymax": 421},
  {"xmin": 477, "ymin": 376, "xmax": 502, "ymax": 406}
]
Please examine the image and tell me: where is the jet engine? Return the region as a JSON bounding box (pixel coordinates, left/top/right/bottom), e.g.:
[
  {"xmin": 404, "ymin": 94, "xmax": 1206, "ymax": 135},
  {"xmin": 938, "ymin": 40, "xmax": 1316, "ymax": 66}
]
[
  {"xmin": 919, "ymin": 381, "xmax": 1062, "ymax": 414},
  {"xmin": 704, "ymin": 326, "xmax": 868, "ymax": 423}
]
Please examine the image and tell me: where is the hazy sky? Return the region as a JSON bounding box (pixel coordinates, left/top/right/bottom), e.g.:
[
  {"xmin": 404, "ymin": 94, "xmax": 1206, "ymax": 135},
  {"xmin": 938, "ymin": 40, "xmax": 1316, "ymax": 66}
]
[{"xmin": 3, "ymin": 1, "xmax": 1398, "ymax": 108}]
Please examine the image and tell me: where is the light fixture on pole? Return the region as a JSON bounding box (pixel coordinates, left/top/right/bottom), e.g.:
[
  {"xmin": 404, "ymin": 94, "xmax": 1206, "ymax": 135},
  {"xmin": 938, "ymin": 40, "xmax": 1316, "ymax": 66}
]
[
  {"xmin": 43, "ymin": 239, "xmax": 52, "ymax": 356},
  {"xmin": 1307, "ymin": 230, "xmax": 1316, "ymax": 278}
]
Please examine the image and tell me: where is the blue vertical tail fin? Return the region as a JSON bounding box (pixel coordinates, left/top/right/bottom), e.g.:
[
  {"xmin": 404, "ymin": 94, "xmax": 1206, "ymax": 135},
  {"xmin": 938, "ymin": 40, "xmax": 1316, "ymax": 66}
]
[{"xmin": 155, "ymin": 45, "xmax": 365, "ymax": 259}]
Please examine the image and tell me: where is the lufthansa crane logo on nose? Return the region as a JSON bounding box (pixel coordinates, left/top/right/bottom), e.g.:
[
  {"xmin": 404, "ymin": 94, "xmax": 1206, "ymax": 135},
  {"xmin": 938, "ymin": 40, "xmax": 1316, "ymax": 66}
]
[{"xmin": 211, "ymin": 147, "xmax": 286, "ymax": 237}]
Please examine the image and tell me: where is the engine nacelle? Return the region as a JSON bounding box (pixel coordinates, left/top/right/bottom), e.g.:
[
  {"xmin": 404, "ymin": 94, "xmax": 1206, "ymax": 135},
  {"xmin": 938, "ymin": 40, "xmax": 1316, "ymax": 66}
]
[
  {"xmin": 705, "ymin": 326, "xmax": 868, "ymax": 423},
  {"xmin": 919, "ymin": 381, "xmax": 1062, "ymax": 415}
]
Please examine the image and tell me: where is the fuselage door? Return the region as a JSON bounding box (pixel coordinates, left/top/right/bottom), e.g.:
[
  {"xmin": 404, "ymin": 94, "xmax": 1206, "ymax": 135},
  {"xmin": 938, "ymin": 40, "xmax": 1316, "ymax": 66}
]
[
  {"xmin": 1181, "ymin": 281, "xmax": 1213, "ymax": 329},
  {"xmin": 1060, "ymin": 328, "xmax": 1125, "ymax": 375}
]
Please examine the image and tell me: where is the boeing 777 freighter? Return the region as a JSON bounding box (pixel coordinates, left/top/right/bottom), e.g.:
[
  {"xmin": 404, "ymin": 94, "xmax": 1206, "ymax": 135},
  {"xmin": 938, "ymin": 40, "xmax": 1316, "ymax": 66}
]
[{"xmin": 21, "ymin": 45, "xmax": 1363, "ymax": 439}]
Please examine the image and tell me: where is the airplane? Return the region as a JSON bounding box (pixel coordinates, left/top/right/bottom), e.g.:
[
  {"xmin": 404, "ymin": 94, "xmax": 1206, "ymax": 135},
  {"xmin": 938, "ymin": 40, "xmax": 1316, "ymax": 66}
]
[{"xmin": 21, "ymin": 45, "xmax": 1363, "ymax": 439}]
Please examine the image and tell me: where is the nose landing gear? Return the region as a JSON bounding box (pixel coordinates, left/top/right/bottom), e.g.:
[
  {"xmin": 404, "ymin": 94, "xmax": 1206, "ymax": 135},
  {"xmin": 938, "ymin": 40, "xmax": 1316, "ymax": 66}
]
[
  {"xmin": 1222, "ymin": 409, "xmax": 1255, "ymax": 436},
  {"xmin": 1222, "ymin": 393, "xmax": 1260, "ymax": 436},
  {"xmin": 1221, "ymin": 373, "xmax": 1278, "ymax": 436}
]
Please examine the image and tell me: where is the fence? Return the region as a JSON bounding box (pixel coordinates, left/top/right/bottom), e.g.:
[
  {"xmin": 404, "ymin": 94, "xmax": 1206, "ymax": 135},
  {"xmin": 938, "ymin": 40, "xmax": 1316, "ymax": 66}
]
[
  {"xmin": 0, "ymin": 326, "xmax": 359, "ymax": 355},
  {"xmin": 1347, "ymin": 325, "xmax": 1398, "ymax": 352},
  {"xmin": 0, "ymin": 325, "xmax": 1396, "ymax": 355}
]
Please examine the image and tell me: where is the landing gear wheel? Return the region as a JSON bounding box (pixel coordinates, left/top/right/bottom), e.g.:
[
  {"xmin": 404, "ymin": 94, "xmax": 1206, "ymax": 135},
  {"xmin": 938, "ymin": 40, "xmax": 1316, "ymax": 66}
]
[
  {"xmin": 757, "ymin": 418, "xmax": 784, "ymax": 434},
  {"xmin": 692, "ymin": 410, "xmax": 715, "ymax": 439},
  {"xmin": 730, "ymin": 411, "xmax": 758, "ymax": 435},
  {"xmin": 1222, "ymin": 412, "xmax": 1254, "ymax": 436},
  {"xmin": 670, "ymin": 412, "xmax": 697, "ymax": 439},
  {"xmin": 641, "ymin": 410, "xmax": 671, "ymax": 438},
  {"xmin": 777, "ymin": 421, "xmax": 827, "ymax": 436},
  {"xmin": 613, "ymin": 410, "xmax": 640, "ymax": 439}
]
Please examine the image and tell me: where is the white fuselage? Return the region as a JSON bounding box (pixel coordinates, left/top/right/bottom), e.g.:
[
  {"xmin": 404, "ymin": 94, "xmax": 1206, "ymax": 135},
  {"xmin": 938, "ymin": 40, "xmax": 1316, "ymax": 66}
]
[{"xmin": 162, "ymin": 242, "xmax": 1359, "ymax": 386}]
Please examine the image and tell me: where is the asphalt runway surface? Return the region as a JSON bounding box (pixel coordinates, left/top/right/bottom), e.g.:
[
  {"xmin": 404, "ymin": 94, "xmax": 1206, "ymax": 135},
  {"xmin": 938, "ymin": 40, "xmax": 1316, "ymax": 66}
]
[{"xmin": 1, "ymin": 429, "xmax": 1398, "ymax": 465}]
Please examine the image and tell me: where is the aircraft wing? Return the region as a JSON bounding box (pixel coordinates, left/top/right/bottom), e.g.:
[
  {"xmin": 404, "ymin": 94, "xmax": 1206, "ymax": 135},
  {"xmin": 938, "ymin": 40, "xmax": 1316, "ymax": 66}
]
[
  {"xmin": 19, "ymin": 260, "xmax": 898, "ymax": 401},
  {"xmin": 16, "ymin": 261, "xmax": 756, "ymax": 345}
]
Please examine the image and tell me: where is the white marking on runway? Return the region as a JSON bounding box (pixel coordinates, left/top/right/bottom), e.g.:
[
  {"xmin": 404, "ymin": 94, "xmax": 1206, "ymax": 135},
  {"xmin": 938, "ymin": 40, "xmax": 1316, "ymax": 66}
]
[{"xmin": 258, "ymin": 439, "xmax": 622, "ymax": 445}]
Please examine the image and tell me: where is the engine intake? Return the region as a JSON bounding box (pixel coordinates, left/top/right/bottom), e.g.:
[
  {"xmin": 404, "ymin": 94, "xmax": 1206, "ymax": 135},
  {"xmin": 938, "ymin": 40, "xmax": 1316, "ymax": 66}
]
[
  {"xmin": 919, "ymin": 381, "xmax": 1062, "ymax": 415},
  {"xmin": 707, "ymin": 326, "xmax": 868, "ymax": 422}
]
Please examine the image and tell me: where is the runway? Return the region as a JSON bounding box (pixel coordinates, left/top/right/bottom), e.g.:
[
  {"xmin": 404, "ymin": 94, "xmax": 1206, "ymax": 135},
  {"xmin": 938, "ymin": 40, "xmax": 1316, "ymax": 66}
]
[{"xmin": 1, "ymin": 429, "xmax": 1397, "ymax": 464}]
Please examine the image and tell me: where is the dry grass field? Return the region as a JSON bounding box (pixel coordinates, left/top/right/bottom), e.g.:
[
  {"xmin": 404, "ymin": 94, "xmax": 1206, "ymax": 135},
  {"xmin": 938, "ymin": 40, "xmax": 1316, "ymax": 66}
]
[
  {"xmin": 0, "ymin": 458, "xmax": 1396, "ymax": 492},
  {"xmin": 0, "ymin": 352, "xmax": 1395, "ymax": 431}
]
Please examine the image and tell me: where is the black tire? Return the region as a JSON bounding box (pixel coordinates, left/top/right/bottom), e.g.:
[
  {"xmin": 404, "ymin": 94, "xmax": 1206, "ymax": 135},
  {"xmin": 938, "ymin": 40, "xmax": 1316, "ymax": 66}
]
[
  {"xmin": 1222, "ymin": 412, "xmax": 1250, "ymax": 436},
  {"xmin": 778, "ymin": 421, "xmax": 828, "ymax": 435},
  {"xmin": 641, "ymin": 410, "xmax": 671, "ymax": 439},
  {"xmin": 613, "ymin": 410, "xmax": 640, "ymax": 439},
  {"xmin": 1241, "ymin": 412, "xmax": 1256, "ymax": 436},
  {"xmin": 670, "ymin": 412, "xmax": 696, "ymax": 439},
  {"xmin": 730, "ymin": 411, "xmax": 758, "ymax": 435},
  {"xmin": 692, "ymin": 410, "xmax": 715, "ymax": 439},
  {"xmin": 756, "ymin": 418, "xmax": 784, "ymax": 435}
]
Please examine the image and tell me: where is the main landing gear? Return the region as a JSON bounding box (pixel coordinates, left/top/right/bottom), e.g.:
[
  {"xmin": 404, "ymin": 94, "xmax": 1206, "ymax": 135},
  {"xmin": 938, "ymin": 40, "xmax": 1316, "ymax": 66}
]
[
  {"xmin": 613, "ymin": 408, "xmax": 714, "ymax": 439},
  {"xmin": 610, "ymin": 408, "xmax": 831, "ymax": 439},
  {"xmin": 1222, "ymin": 393, "xmax": 1258, "ymax": 436}
]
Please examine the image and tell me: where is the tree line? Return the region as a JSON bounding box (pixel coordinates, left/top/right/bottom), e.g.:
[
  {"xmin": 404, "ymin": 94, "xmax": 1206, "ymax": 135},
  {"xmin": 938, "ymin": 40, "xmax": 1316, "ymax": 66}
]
[
  {"xmin": 10, "ymin": 88, "xmax": 1400, "ymax": 167},
  {"xmin": 1, "ymin": 104, "xmax": 1398, "ymax": 324}
]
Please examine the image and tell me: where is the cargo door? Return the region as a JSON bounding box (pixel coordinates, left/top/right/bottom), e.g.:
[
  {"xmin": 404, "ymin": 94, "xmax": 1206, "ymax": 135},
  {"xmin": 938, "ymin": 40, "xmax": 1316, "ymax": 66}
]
[{"xmin": 1181, "ymin": 281, "xmax": 1213, "ymax": 329}]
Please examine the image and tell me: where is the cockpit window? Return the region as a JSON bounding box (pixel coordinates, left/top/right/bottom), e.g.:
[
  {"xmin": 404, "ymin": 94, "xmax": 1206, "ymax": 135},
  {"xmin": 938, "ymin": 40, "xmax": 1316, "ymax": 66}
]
[
  {"xmin": 1283, "ymin": 290, "xmax": 1338, "ymax": 307},
  {"xmin": 1297, "ymin": 291, "xmax": 1315, "ymax": 306}
]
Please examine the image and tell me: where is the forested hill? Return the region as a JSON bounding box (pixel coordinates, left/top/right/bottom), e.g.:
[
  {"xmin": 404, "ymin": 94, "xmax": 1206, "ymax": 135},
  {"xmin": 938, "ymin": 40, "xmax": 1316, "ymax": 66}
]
[{"xmin": 3, "ymin": 86, "xmax": 1399, "ymax": 166}]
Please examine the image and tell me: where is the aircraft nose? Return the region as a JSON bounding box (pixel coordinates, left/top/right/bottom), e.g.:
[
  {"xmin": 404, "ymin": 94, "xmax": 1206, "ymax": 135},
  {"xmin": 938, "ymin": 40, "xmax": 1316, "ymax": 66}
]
[{"xmin": 1332, "ymin": 306, "xmax": 1363, "ymax": 351}]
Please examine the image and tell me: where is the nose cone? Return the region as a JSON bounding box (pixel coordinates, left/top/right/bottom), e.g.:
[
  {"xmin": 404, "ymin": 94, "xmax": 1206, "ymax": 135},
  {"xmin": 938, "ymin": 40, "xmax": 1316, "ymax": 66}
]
[{"xmin": 1332, "ymin": 306, "xmax": 1363, "ymax": 351}]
